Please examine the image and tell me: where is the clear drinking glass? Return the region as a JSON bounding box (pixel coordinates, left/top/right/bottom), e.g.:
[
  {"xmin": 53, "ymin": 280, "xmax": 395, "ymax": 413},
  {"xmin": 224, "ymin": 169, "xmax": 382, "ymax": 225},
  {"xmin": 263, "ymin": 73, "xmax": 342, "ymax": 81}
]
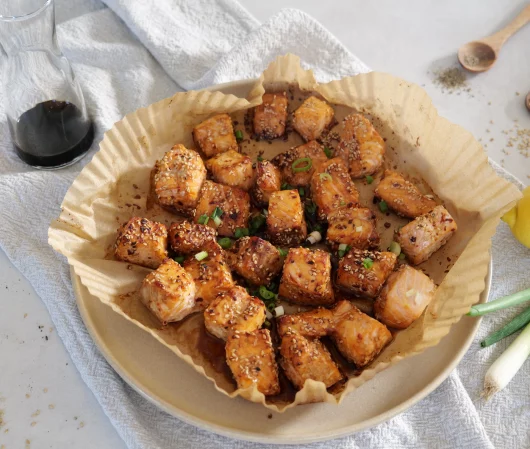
[{"xmin": 0, "ymin": 0, "xmax": 94, "ymax": 169}]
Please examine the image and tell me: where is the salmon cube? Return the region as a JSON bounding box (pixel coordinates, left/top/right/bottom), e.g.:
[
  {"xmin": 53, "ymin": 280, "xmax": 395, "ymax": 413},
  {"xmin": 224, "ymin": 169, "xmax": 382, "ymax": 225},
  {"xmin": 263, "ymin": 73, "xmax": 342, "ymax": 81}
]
[
  {"xmin": 278, "ymin": 248, "xmax": 334, "ymax": 306},
  {"xmin": 152, "ymin": 144, "xmax": 207, "ymax": 215},
  {"xmin": 266, "ymin": 190, "xmax": 307, "ymax": 246},
  {"xmin": 292, "ymin": 96, "xmax": 335, "ymax": 142},
  {"xmin": 272, "ymin": 140, "xmax": 328, "ymax": 187},
  {"xmin": 115, "ymin": 217, "xmax": 168, "ymax": 269},
  {"xmin": 140, "ymin": 259, "xmax": 196, "ymax": 324},
  {"xmin": 206, "ymin": 150, "xmax": 255, "ymax": 191},
  {"xmin": 336, "ymin": 248, "xmax": 397, "ymax": 298},
  {"xmin": 192, "ymin": 113, "xmax": 238, "ymax": 157},
  {"xmin": 277, "ymin": 307, "xmax": 334, "ymax": 338},
  {"xmin": 374, "ymin": 170, "xmax": 438, "ymax": 218},
  {"xmin": 396, "ymin": 205, "xmax": 457, "ymax": 265},
  {"xmin": 252, "ymin": 160, "xmax": 282, "ymax": 207},
  {"xmin": 310, "ymin": 157, "xmax": 360, "ymax": 221},
  {"xmin": 326, "ymin": 207, "xmax": 379, "ymax": 250},
  {"xmin": 331, "ymin": 300, "xmax": 392, "ymax": 368},
  {"xmin": 253, "ymin": 92, "xmax": 288, "ymax": 139},
  {"xmin": 226, "ymin": 330, "xmax": 280, "ymax": 396},
  {"xmin": 335, "ymin": 113, "xmax": 385, "ymax": 178},
  {"xmin": 280, "ymin": 333, "xmax": 343, "ymax": 390},
  {"xmin": 233, "ymin": 236, "xmax": 283, "ymax": 286},
  {"xmin": 168, "ymin": 221, "xmax": 217, "ymax": 255},
  {"xmin": 194, "ymin": 180, "xmax": 250, "ymax": 237},
  {"xmin": 374, "ymin": 265, "xmax": 436, "ymax": 329},
  {"xmin": 204, "ymin": 286, "xmax": 266, "ymax": 340}
]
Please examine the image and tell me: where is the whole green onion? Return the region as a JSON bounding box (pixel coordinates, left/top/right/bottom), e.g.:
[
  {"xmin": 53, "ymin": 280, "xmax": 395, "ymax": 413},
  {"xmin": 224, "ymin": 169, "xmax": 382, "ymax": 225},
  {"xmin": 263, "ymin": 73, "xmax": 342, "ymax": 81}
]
[
  {"xmin": 481, "ymin": 306, "xmax": 530, "ymax": 348},
  {"xmin": 468, "ymin": 287, "xmax": 530, "ymax": 317}
]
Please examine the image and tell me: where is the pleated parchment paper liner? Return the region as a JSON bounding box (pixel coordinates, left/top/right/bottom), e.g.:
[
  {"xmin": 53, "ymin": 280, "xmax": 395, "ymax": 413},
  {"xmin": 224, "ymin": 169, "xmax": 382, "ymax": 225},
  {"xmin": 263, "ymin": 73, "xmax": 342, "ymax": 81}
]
[{"xmin": 49, "ymin": 54, "xmax": 521, "ymax": 412}]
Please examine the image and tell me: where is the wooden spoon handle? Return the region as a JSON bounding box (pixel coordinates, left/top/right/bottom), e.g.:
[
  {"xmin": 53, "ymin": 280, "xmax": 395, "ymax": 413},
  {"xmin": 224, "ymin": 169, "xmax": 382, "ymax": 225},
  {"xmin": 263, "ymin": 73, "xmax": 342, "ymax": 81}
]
[{"xmin": 484, "ymin": 4, "xmax": 530, "ymax": 52}]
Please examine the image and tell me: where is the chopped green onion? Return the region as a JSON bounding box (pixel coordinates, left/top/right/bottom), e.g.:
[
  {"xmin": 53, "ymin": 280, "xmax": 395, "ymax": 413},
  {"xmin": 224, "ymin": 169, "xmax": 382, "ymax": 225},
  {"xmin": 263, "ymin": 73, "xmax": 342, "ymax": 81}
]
[
  {"xmin": 263, "ymin": 320, "xmax": 272, "ymax": 329},
  {"xmin": 267, "ymin": 282, "xmax": 278, "ymax": 293},
  {"xmin": 339, "ymin": 200, "xmax": 346, "ymax": 207},
  {"xmin": 195, "ymin": 251, "xmax": 208, "ymax": 261},
  {"xmin": 292, "ymin": 157, "xmax": 312, "ymax": 173},
  {"xmin": 338, "ymin": 243, "xmax": 348, "ymax": 252},
  {"xmin": 267, "ymin": 302, "xmax": 277, "ymax": 312},
  {"xmin": 398, "ymin": 252, "xmax": 406, "ymax": 260},
  {"xmin": 277, "ymin": 247, "xmax": 288, "ymax": 258},
  {"xmin": 173, "ymin": 255, "xmax": 185, "ymax": 264},
  {"xmin": 362, "ymin": 257, "xmax": 374, "ymax": 269},
  {"xmin": 305, "ymin": 201, "xmax": 317, "ymax": 215},
  {"xmin": 262, "ymin": 209, "xmax": 268, "ymax": 217},
  {"xmin": 257, "ymin": 155, "xmax": 264, "ymax": 162},
  {"xmin": 338, "ymin": 244, "xmax": 351, "ymax": 258},
  {"xmin": 249, "ymin": 214, "xmax": 266, "ymax": 234},
  {"xmin": 481, "ymin": 306, "xmax": 530, "ymax": 348},
  {"xmin": 468, "ymin": 287, "xmax": 530, "ymax": 317},
  {"xmin": 198, "ymin": 214, "xmax": 209, "ymax": 225},
  {"xmin": 217, "ymin": 237, "xmax": 233, "ymax": 249},
  {"xmin": 211, "ymin": 206, "xmax": 224, "ymax": 219},
  {"xmin": 323, "ymin": 146, "xmax": 333, "ymax": 158},
  {"xmin": 213, "ymin": 216, "xmax": 222, "ymax": 226},
  {"xmin": 259, "ymin": 285, "xmax": 277, "ymax": 300},
  {"xmin": 298, "ymin": 187, "xmax": 305, "ymax": 197},
  {"xmin": 235, "ymin": 130, "xmax": 244, "ymax": 141},
  {"xmin": 234, "ymin": 227, "xmax": 249, "ymax": 239},
  {"xmin": 319, "ymin": 172, "xmax": 332, "ymax": 182},
  {"xmin": 274, "ymin": 305, "xmax": 285, "ymax": 317},
  {"xmin": 366, "ymin": 175, "xmax": 374, "ymax": 184},
  {"xmin": 281, "ymin": 182, "xmax": 293, "ymax": 190},
  {"xmin": 306, "ymin": 231, "xmax": 322, "ymax": 245},
  {"xmin": 378, "ymin": 200, "xmax": 388, "ymax": 213},
  {"xmin": 312, "ymin": 223, "xmax": 323, "ymax": 234},
  {"xmin": 388, "ymin": 241, "xmax": 401, "ymax": 256}
]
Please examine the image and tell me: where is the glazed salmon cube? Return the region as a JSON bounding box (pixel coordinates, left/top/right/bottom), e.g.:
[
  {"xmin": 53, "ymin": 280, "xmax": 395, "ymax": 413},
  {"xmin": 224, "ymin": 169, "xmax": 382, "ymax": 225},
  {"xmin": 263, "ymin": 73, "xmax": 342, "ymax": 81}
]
[
  {"xmin": 278, "ymin": 248, "xmax": 334, "ymax": 306},
  {"xmin": 266, "ymin": 190, "xmax": 307, "ymax": 246},
  {"xmin": 192, "ymin": 113, "xmax": 238, "ymax": 157},
  {"xmin": 336, "ymin": 248, "xmax": 397, "ymax": 298},
  {"xmin": 374, "ymin": 170, "xmax": 438, "ymax": 218},
  {"xmin": 182, "ymin": 245, "xmax": 234, "ymax": 309},
  {"xmin": 335, "ymin": 113, "xmax": 385, "ymax": 178},
  {"xmin": 233, "ymin": 236, "xmax": 283, "ymax": 286},
  {"xmin": 252, "ymin": 160, "xmax": 282, "ymax": 207},
  {"xmin": 280, "ymin": 333, "xmax": 343, "ymax": 390},
  {"xmin": 272, "ymin": 140, "xmax": 328, "ymax": 187},
  {"xmin": 374, "ymin": 265, "xmax": 436, "ymax": 329},
  {"xmin": 115, "ymin": 217, "xmax": 168, "ymax": 269},
  {"xmin": 140, "ymin": 258, "xmax": 196, "ymax": 324},
  {"xmin": 253, "ymin": 92, "xmax": 288, "ymax": 139},
  {"xmin": 194, "ymin": 180, "xmax": 250, "ymax": 237},
  {"xmin": 292, "ymin": 96, "xmax": 335, "ymax": 142},
  {"xmin": 206, "ymin": 150, "xmax": 255, "ymax": 191},
  {"xmin": 204, "ymin": 286, "xmax": 266, "ymax": 340},
  {"xmin": 310, "ymin": 158, "xmax": 360, "ymax": 221},
  {"xmin": 152, "ymin": 144, "xmax": 207, "ymax": 215},
  {"xmin": 396, "ymin": 205, "xmax": 457, "ymax": 265},
  {"xmin": 331, "ymin": 300, "xmax": 392, "ymax": 368},
  {"xmin": 226, "ymin": 329, "xmax": 280, "ymax": 396},
  {"xmin": 326, "ymin": 207, "xmax": 379, "ymax": 250},
  {"xmin": 168, "ymin": 221, "xmax": 217, "ymax": 255},
  {"xmin": 277, "ymin": 307, "xmax": 334, "ymax": 338}
]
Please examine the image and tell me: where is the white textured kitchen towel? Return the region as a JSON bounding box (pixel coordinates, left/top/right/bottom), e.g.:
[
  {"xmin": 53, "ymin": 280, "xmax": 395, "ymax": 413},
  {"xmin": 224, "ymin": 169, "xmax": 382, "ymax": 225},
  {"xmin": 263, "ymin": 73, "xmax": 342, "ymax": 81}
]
[{"xmin": 0, "ymin": 1, "xmax": 528, "ymax": 448}]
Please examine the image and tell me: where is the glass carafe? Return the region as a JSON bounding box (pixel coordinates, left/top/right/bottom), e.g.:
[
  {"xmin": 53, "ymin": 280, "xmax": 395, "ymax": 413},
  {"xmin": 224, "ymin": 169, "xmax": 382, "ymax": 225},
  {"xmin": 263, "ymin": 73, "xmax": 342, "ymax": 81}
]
[{"xmin": 0, "ymin": 0, "xmax": 94, "ymax": 169}]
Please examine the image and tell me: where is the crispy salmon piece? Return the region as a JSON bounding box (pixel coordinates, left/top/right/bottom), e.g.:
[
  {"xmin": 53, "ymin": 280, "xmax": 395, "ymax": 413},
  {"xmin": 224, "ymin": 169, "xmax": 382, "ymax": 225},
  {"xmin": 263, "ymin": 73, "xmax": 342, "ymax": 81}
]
[
  {"xmin": 233, "ymin": 237, "xmax": 283, "ymax": 286},
  {"xmin": 326, "ymin": 207, "xmax": 379, "ymax": 250},
  {"xmin": 253, "ymin": 92, "xmax": 288, "ymax": 139},
  {"xmin": 277, "ymin": 308, "xmax": 334, "ymax": 338},
  {"xmin": 204, "ymin": 286, "xmax": 266, "ymax": 340},
  {"xmin": 310, "ymin": 158, "xmax": 360, "ymax": 221},
  {"xmin": 168, "ymin": 221, "xmax": 217, "ymax": 255},
  {"xmin": 396, "ymin": 205, "xmax": 457, "ymax": 265},
  {"xmin": 192, "ymin": 113, "xmax": 238, "ymax": 157},
  {"xmin": 115, "ymin": 217, "xmax": 168, "ymax": 269},
  {"xmin": 336, "ymin": 248, "xmax": 397, "ymax": 299},
  {"xmin": 152, "ymin": 144, "xmax": 207, "ymax": 215},
  {"xmin": 226, "ymin": 329, "xmax": 280, "ymax": 396},
  {"xmin": 335, "ymin": 113, "xmax": 385, "ymax": 178},
  {"xmin": 292, "ymin": 96, "xmax": 335, "ymax": 142},
  {"xmin": 278, "ymin": 248, "xmax": 334, "ymax": 306},
  {"xmin": 374, "ymin": 170, "xmax": 437, "ymax": 218},
  {"xmin": 279, "ymin": 333, "xmax": 343, "ymax": 390},
  {"xmin": 266, "ymin": 190, "xmax": 307, "ymax": 246},
  {"xmin": 140, "ymin": 258, "xmax": 196, "ymax": 324},
  {"xmin": 330, "ymin": 300, "xmax": 392, "ymax": 368},
  {"xmin": 374, "ymin": 265, "xmax": 436, "ymax": 329},
  {"xmin": 272, "ymin": 140, "xmax": 328, "ymax": 187},
  {"xmin": 252, "ymin": 160, "xmax": 282, "ymax": 207},
  {"xmin": 206, "ymin": 150, "xmax": 255, "ymax": 191}
]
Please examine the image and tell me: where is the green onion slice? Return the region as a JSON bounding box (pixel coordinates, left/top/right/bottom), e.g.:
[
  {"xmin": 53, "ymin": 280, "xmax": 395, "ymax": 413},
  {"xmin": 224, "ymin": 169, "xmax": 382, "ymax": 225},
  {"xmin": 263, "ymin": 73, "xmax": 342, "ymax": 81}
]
[
  {"xmin": 235, "ymin": 130, "xmax": 244, "ymax": 141},
  {"xmin": 211, "ymin": 207, "xmax": 224, "ymax": 219},
  {"xmin": 249, "ymin": 214, "xmax": 266, "ymax": 234},
  {"xmin": 388, "ymin": 241, "xmax": 401, "ymax": 256},
  {"xmin": 281, "ymin": 182, "xmax": 293, "ymax": 190},
  {"xmin": 323, "ymin": 147, "xmax": 333, "ymax": 158},
  {"xmin": 366, "ymin": 175, "xmax": 374, "ymax": 184},
  {"xmin": 173, "ymin": 255, "xmax": 185, "ymax": 264},
  {"xmin": 198, "ymin": 214, "xmax": 209, "ymax": 225},
  {"xmin": 292, "ymin": 157, "xmax": 313, "ymax": 173},
  {"xmin": 298, "ymin": 187, "xmax": 305, "ymax": 197},
  {"xmin": 398, "ymin": 252, "xmax": 406, "ymax": 260},
  {"xmin": 234, "ymin": 227, "xmax": 250, "ymax": 239},
  {"xmin": 217, "ymin": 237, "xmax": 232, "ymax": 249},
  {"xmin": 363, "ymin": 257, "xmax": 374, "ymax": 269},
  {"xmin": 277, "ymin": 247, "xmax": 288, "ymax": 258},
  {"xmin": 259, "ymin": 285, "xmax": 277, "ymax": 300},
  {"xmin": 378, "ymin": 200, "xmax": 389, "ymax": 213},
  {"xmin": 319, "ymin": 172, "xmax": 332, "ymax": 182},
  {"xmin": 305, "ymin": 201, "xmax": 317, "ymax": 215},
  {"xmin": 195, "ymin": 251, "xmax": 208, "ymax": 261}
]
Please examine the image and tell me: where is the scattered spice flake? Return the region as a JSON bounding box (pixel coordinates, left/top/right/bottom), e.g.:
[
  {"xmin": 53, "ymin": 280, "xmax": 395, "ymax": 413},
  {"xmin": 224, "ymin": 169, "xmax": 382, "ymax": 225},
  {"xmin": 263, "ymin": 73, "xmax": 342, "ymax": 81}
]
[
  {"xmin": 26, "ymin": 439, "xmax": 31, "ymax": 449},
  {"xmin": 25, "ymin": 394, "xmax": 30, "ymax": 399},
  {"xmin": 43, "ymin": 388, "xmax": 48, "ymax": 393},
  {"xmin": 267, "ymin": 413, "xmax": 273, "ymax": 419},
  {"xmin": 432, "ymin": 67, "xmax": 470, "ymax": 95},
  {"xmin": 516, "ymin": 92, "xmax": 520, "ymax": 96},
  {"xmin": 0, "ymin": 409, "xmax": 4, "ymax": 428},
  {"xmin": 24, "ymin": 313, "xmax": 28, "ymax": 318},
  {"xmin": 31, "ymin": 421, "xmax": 37, "ymax": 427},
  {"xmin": 78, "ymin": 421, "xmax": 85, "ymax": 429},
  {"xmin": 31, "ymin": 410, "xmax": 40, "ymax": 418},
  {"xmin": 48, "ymin": 404, "xmax": 55, "ymax": 410}
]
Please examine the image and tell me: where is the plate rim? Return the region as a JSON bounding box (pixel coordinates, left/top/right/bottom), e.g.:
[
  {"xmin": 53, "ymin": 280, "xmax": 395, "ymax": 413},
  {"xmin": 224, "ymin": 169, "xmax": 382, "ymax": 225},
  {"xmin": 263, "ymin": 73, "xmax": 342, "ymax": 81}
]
[{"xmin": 72, "ymin": 78, "xmax": 491, "ymax": 444}]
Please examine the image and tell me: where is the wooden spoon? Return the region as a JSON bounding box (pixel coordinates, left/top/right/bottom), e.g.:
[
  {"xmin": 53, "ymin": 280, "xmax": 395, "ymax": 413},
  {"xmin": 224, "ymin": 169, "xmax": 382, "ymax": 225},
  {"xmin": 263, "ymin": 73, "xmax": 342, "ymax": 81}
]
[{"xmin": 458, "ymin": 4, "xmax": 530, "ymax": 72}]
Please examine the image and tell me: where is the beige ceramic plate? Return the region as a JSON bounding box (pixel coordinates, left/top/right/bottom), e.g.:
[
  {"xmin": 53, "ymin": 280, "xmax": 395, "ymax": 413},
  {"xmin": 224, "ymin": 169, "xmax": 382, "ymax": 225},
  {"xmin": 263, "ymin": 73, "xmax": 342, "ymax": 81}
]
[{"xmin": 71, "ymin": 79, "xmax": 491, "ymax": 444}]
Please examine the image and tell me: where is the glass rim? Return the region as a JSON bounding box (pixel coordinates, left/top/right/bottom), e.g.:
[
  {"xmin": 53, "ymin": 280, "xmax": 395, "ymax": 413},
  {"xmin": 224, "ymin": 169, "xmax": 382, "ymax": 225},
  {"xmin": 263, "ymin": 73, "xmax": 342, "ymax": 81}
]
[{"xmin": 0, "ymin": 0, "xmax": 52, "ymax": 22}]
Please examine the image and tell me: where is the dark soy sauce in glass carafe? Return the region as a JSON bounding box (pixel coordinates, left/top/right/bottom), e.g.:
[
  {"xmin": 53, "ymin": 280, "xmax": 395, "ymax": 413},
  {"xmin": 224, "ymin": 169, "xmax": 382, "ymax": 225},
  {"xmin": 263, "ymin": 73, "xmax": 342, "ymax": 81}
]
[{"xmin": 9, "ymin": 100, "xmax": 94, "ymax": 167}]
